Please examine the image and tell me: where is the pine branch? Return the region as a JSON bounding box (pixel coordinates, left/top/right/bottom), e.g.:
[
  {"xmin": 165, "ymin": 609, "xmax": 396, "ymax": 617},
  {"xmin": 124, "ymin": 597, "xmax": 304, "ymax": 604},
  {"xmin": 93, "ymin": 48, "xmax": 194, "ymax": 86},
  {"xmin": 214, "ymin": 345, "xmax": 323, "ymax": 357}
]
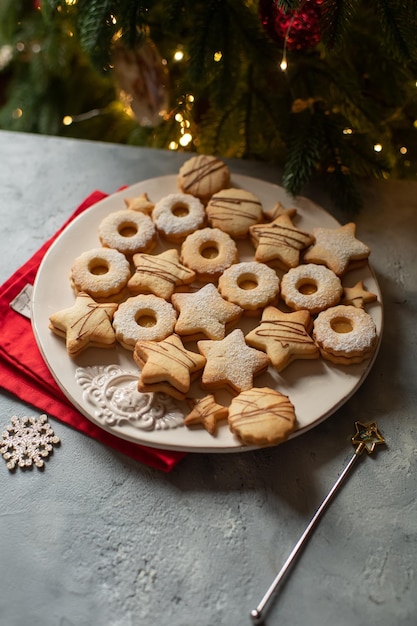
[
  {"xmin": 282, "ymin": 106, "xmax": 325, "ymax": 196},
  {"xmin": 371, "ymin": 0, "xmax": 417, "ymax": 61},
  {"xmin": 320, "ymin": 0, "xmax": 359, "ymax": 49},
  {"xmin": 76, "ymin": 0, "xmax": 118, "ymax": 69}
]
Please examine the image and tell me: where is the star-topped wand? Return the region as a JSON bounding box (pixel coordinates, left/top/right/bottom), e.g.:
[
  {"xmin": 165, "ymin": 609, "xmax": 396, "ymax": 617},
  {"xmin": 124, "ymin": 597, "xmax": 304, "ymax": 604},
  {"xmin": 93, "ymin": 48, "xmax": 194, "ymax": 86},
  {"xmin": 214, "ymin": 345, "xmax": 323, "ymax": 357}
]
[{"xmin": 250, "ymin": 421, "xmax": 386, "ymax": 624}]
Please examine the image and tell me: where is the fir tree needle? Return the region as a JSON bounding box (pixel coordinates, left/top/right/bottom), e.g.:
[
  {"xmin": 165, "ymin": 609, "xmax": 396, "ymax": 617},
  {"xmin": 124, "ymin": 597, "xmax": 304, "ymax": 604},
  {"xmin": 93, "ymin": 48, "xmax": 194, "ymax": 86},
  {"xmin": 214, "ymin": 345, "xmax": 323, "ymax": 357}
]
[{"xmin": 250, "ymin": 421, "xmax": 386, "ymax": 624}]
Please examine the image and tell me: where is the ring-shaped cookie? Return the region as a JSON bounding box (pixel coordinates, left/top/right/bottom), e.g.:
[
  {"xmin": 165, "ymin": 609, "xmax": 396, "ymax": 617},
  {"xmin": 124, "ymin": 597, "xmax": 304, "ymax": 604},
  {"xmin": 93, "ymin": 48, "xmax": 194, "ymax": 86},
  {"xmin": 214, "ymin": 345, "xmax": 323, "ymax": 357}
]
[
  {"xmin": 218, "ymin": 261, "xmax": 280, "ymax": 311},
  {"xmin": 113, "ymin": 294, "xmax": 177, "ymax": 348},
  {"xmin": 152, "ymin": 193, "xmax": 205, "ymax": 242},
  {"xmin": 313, "ymin": 304, "xmax": 377, "ymax": 363},
  {"xmin": 280, "ymin": 263, "xmax": 342, "ymax": 314},
  {"xmin": 98, "ymin": 209, "xmax": 156, "ymax": 256},
  {"xmin": 181, "ymin": 227, "xmax": 238, "ymax": 281},
  {"xmin": 70, "ymin": 247, "xmax": 131, "ymax": 299}
]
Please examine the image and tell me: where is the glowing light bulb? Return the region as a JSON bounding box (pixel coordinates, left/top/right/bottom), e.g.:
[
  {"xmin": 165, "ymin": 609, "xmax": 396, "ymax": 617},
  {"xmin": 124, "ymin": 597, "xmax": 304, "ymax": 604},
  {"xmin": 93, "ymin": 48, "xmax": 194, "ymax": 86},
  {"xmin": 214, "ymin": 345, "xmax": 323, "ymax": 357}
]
[
  {"xmin": 373, "ymin": 143, "xmax": 383, "ymax": 152},
  {"xmin": 174, "ymin": 49, "xmax": 184, "ymax": 61},
  {"xmin": 400, "ymin": 146, "xmax": 408, "ymax": 154},
  {"xmin": 280, "ymin": 58, "xmax": 287, "ymax": 72},
  {"xmin": 213, "ymin": 51, "xmax": 222, "ymax": 62},
  {"xmin": 179, "ymin": 133, "xmax": 192, "ymax": 147},
  {"xmin": 62, "ymin": 115, "xmax": 73, "ymax": 126},
  {"xmin": 168, "ymin": 141, "xmax": 178, "ymax": 151}
]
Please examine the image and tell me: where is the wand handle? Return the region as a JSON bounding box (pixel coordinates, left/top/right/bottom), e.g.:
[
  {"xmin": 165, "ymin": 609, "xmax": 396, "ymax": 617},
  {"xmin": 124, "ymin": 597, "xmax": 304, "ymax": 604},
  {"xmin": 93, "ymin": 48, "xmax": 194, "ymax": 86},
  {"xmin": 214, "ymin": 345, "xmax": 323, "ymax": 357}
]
[
  {"xmin": 250, "ymin": 420, "xmax": 386, "ymax": 624},
  {"xmin": 250, "ymin": 449, "xmax": 361, "ymax": 624}
]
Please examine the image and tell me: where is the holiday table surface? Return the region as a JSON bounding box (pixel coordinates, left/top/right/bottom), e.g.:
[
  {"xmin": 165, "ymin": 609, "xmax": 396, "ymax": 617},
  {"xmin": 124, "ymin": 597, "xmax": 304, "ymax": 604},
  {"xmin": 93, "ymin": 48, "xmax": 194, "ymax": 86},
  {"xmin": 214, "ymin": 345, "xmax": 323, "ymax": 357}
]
[{"xmin": 0, "ymin": 130, "xmax": 416, "ymax": 626}]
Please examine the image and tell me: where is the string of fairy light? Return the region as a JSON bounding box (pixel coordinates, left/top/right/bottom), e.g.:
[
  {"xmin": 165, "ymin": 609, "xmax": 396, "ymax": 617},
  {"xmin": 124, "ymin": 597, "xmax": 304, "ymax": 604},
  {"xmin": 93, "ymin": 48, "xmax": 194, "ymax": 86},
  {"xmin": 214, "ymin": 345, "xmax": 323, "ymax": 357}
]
[
  {"xmin": 278, "ymin": 18, "xmax": 414, "ymax": 170},
  {"xmin": 0, "ymin": 0, "xmax": 415, "ymax": 171}
]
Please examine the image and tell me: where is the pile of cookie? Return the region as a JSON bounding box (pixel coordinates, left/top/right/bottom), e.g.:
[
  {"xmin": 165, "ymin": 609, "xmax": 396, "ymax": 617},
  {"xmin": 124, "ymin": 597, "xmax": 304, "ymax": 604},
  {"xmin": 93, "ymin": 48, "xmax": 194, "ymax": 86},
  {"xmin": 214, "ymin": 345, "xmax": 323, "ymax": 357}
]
[{"xmin": 49, "ymin": 154, "xmax": 378, "ymax": 447}]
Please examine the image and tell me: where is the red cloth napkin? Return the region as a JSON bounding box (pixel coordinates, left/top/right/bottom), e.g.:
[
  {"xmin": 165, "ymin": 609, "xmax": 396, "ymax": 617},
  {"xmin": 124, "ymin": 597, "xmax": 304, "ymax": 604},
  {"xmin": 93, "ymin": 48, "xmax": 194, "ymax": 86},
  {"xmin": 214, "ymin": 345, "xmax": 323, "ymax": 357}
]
[{"xmin": 0, "ymin": 191, "xmax": 186, "ymax": 472}]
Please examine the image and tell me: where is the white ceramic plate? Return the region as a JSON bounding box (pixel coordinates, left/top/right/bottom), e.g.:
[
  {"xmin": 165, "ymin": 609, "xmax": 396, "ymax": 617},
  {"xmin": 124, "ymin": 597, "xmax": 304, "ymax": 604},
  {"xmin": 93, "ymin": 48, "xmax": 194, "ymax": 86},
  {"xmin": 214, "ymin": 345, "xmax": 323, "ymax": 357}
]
[{"xmin": 32, "ymin": 174, "xmax": 383, "ymax": 452}]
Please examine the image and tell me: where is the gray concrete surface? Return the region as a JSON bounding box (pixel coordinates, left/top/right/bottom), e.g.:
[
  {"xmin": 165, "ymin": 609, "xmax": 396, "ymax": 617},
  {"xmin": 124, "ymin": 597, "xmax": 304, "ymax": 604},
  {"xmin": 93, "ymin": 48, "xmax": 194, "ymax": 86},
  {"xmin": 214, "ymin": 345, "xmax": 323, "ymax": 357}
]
[{"xmin": 0, "ymin": 131, "xmax": 416, "ymax": 626}]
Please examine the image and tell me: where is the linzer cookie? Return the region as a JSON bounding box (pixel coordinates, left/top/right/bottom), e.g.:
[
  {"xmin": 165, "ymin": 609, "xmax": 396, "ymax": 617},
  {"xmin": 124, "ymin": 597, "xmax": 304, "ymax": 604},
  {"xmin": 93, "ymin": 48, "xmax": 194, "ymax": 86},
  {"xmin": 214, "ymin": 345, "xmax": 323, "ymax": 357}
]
[
  {"xmin": 197, "ymin": 329, "xmax": 269, "ymax": 394},
  {"xmin": 113, "ymin": 294, "xmax": 177, "ymax": 348},
  {"xmin": 171, "ymin": 283, "xmax": 243, "ymax": 341},
  {"xmin": 303, "ymin": 222, "xmax": 370, "ymax": 276},
  {"xmin": 134, "ymin": 334, "xmax": 206, "ymax": 400},
  {"xmin": 98, "ymin": 209, "xmax": 156, "ymax": 256},
  {"xmin": 49, "ymin": 292, "xmax": 117, "ymax": 358},
  {"xmin": 280, "ymin": 263, "xmax": 342, "ymax": 314},
  {"xmin": 313, "ymin": 304, "xmax": 377, "ymax": 364},
  {"xmin": 228, "ymin": 387, "xmax": 296, "ymax": 446},
  {"xmin": 178, "ymin": 154, "xmax": 230, "ymax": 204},
  {"xmin": 206, "ymin": 188, "xmax": 263, "ymax": 238},
  {"xmin": 249, "ymin": 213, "xmax": 314, "ymax": 270},
  {"xmin": 245, "ymin": 306, "xmax": 319, "ymax": 372},
  {"xmin": 70, "ymin": 247, "xmax": 131, "ymax": 301},
  {"xmin": 152, "ymin": 192, "xmax": 205, "ymax": 242},
  {"xmin": 128, "ymin": 249, "xmax": 196, "ymax": 300},
  {"xmin": 218, "ymin": 261, "xmax": 280, "ymax": 313},
  {"xmin": 180, "ymin": 227, "xmax": 238, "ymax": 282}
]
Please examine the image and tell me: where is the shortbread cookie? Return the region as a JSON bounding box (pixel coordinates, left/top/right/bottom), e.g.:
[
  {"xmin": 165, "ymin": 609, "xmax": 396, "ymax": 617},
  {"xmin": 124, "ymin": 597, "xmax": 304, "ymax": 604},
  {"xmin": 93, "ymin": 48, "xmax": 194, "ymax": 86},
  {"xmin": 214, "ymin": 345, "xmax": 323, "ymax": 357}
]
[
  {"xmin": 341, "ymin": 280, "xmax": 378, "ymax": 309},
  {"xmin": 70, "ymin": 247, "xmax": 131, "ymax": 300},
  {"xmin": 134, "ymin": 334, "xmax": 206, "ymax": 400},
  {"xmin": 123, "ymin": 192, "xmax": 154, "ymax": 214},
  {"xmin": 49, "ymin": 292, "xmax": 117, "ymax": 358},
  {"xmin": 180, "ymin": 227, "xmax": 238, "ymax": 282},
  {"xmin": 303, "ymin": 222, "xmax": 370, "ymax": 276},
  {"xmin": 280, "ymin": 263, "xmax": 342, "ymax": 314},
  {"xmin": 113, "ymin": 294, "xmax": 177, "ymax": 349},
  {"xmin": 171, "ymin": 283, "xmax": 243, "ymax": 341},
  {"xmin": 152, "ymin": 192, "xmax": 206, "ymax": 242},
  {"xmin": 249, "ymin": 213, "xmax": 314, "ymax": 270},
  {"xmin": 197, "ymin": 328, "xmax": 269, "ymax": 394},
  {"xmin": 178, "ymin": 154, "xmax": 230, "ymax": 204},
  {"xmin": 98, "ymin": 209, "xmax": 156, "ymax": 256},
  {"xmin": 245, "ymin": 306, "xmax": 319, "ymax": 372},
  {"xmin": 228, "ymin": 387, "xmax": 296, "ymax": 446},
  {"xmin": 218, "ymin": 261, "xmax": 280, "ymax": 313},
  {"xmin": 313, "ymin": 304, "xmax": 377, "ymax": 364},
  {"xmin": 128, "ymin": 249, "xmax": 196, "ymax": 300},
  {"xmin": 206, "ymin": 188, "xmax": 263, "ymax": 238},
  {"xmin": 263, "ymin": 201, "xmax": 297, "ymax": 222},
  {"xmin": 184, "ymin": 395, "xmax": 228, "ymax": 435}
]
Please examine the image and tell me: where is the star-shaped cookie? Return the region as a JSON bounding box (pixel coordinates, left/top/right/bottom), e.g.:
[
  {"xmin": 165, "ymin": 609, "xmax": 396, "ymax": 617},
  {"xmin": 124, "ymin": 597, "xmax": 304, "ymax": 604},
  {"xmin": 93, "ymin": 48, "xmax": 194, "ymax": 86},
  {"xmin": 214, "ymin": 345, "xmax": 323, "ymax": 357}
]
[
  {"xmin": 128, "ymin": 249, "xmax": 196, "ymax": 300},
  {"xmin": 184, "ymin": 395, "xmax": 228, "ymax": 435},
  {"xmin": 249, "ymin": 213, "xmax": 314, "ymax": 270},
  {"xmin": 245, "ymin": 306, "xmax": 319, "ymax": 372},
  {"xmin": 134, "ymin": 334, "xmax": 206, "ymax": 400},
  {"xmin": 341, "ymin": 280, "xmax": 377, "ymax": 309},
  {"xmin": 262, "ymin": 202, "xmax": 297, "ymax": 222},
  {"xmin": 172, "ymin": 283, "xmax": 243, "ymax": 341},
  {"xmin": 123, "ymin": 192, "xmax": 154, "ymax": 214},
  {"xmin": 198, "ymin": 329, "xmax": 269, "ymax": 394},
  {"xmin": 303, "ymin": 222, "xmax": 370, "ymax": 276},
  {"xmin": 49, "ymin": 292, "xmax": 118, "ymax": 358}
]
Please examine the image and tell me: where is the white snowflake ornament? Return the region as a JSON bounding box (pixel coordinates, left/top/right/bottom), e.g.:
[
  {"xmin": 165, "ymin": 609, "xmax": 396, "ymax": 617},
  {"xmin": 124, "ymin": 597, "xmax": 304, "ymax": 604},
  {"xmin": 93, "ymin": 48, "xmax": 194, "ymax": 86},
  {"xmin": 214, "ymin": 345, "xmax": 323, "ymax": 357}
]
[{"xmin": 0, "ymin": 414, "xmax": 60, "ymax": 470}]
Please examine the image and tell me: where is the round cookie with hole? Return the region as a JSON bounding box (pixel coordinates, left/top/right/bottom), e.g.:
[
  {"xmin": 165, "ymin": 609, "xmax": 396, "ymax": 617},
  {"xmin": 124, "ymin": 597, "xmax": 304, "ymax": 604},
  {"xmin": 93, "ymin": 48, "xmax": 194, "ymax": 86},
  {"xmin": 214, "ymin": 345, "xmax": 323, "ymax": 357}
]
[
  {"xmin": 152, "ymin": 192, "xmax": 206, "ymax": 242},
  {"xmin": 180, "ymin": 227, "xmax": 238, "ymax": 282}
]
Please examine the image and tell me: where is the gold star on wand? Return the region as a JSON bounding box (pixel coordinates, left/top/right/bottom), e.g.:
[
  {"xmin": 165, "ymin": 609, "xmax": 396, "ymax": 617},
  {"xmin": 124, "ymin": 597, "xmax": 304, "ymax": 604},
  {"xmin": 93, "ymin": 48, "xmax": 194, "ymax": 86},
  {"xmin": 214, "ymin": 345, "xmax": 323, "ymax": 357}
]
[
  {"xmin": 250, "ymin": 421, "xmax": 386, "ymax": 624},
  {"xmin": 351, "ymin": 421, "xmax": 386, "ymax": 454}
]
